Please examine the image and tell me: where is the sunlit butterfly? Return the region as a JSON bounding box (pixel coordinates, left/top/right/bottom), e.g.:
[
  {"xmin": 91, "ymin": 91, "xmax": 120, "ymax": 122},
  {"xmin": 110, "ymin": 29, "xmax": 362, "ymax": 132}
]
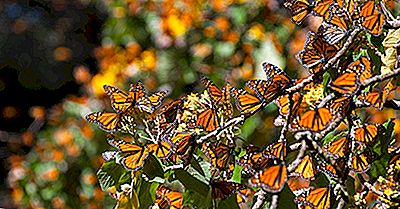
[
  {"xmin": 285, "ymin": 0, "xmax": 313, "ymax": 24},
  {"xmin": 358, "ymin": 79, "xmax": 394, "ymax": 110},
  {"xmin": 323, "ymin": 136, "xmax": 349, "ymax": 159},
  {"xmin": 200, "ymin": 76, "xmax": 233, "ymax": 117},
  {"xmin": 231, "ymin": 87, "xmax": 265, "ymax": 117},
  {"xmin": 297, "ymin": 32, "xmax": 339, "ymax": 74},
  {"xmin": 86, "ymin": 111, "xmax": 136, "ymax": 133},
  {"xmin": 108, "ymin": 138, "xmax": 150, "ymax": 171},
  {"xmin": 262, "ymin": 141, "xmax": 287, "ymax": 161},
  {"xmin": 297, "ymin": 107, "xmax": 335, "ymax": 132},
  {"xmin": 358, "ymin": 0, "xmax": 385, "ymax": 36},
  {"xmin": 195, "ymin": 108, "xmax": 220, "ymax": 132},
  {"xmin": 169, "ymin": 132, "xmax": 195, "ymax": 155},
  {"xmin": 287, "ymin": 176, "xmax": 311, "ymax": 196},
  {"xmin": 290, "ymin": 155, "xmax": 317, "ymax": 180},
  {"xmin": 249, "ymin": 162, "xmax": 288, "ymax": 193},
  {"xmin": 353, "ymin": 123, "xmax": 379, "ymax": 144},
  {"xmin": 348, "ymin": 152, "xmax": 372, "ymax": 173},
  {"xmin": 320, "ymin": 23, "xmax": 349, "ymax": 45},
  {"xmin": 153, "ymin": 186, "xmax": 183, "ymax": 209},
  {"xmin": 317, "ymin": 162, "xmax": 339, "ymax": 180},
  {"xmin": 148, "ymin": 140, "xmax": 173, "ymax": 160},
  {"xmin": 298, "ymin": 186, "xmax": 333, "ymax": 209}
]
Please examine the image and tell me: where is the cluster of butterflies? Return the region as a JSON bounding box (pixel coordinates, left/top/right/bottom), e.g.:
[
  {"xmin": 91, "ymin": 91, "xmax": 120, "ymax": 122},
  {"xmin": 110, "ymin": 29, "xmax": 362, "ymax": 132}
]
[{"xmin": 286, "ymin": 0, "xmax": 385, "ymax": 47}]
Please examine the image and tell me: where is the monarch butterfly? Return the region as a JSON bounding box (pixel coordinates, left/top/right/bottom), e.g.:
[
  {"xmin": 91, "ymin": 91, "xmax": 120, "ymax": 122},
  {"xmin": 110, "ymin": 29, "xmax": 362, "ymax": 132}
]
[
  {"xmin": 313, "ymin": 0, "xmax": 335, "ymax": 20},
  {"xmin": 195, "ymin": 108, "xmax": 220, "ymax": 132},
  {"xmin": 148, "ymin": 91, "xmax": 168, "ymax": 108},
  {"xmin": 201, "ymin": 76, "xmax": 233, "ymax": 117},
  {"xmin": 329, "ymin": 71, "xmax": 359, "ymax": 95},
  {"xmin": 320, "ymin": 23, "xmax": 348, "ymax": 45},
  {"xmin": 237, "ymin": 145, "xmax": 273, "ymax": 175},
  {"xmin": 285, "ymin": 0, "xmax": 313, "ymax": 24},
  {"xmin": 297, "ymin": 32, "xmax": 339, "ymax": 74},
  {"xmin": 202, "ymin": 142, "xmax": 235, "ymax": 171},
  {"xmin": 160, "ymin": 99, "xmax": 183, "ymax": 123},
  {"xmin": 247, "ymin": 63, "xmax": 292, "ymax": 102},
  {"xmin": 354, "ymin": 123, "xmax": 379, "ymax": 144},
  {"xmin": 317, "ymin": 162, "xmax": 339, "ymax": 179},
  {"xmin": 287, "ymin": 177, "xmax": 311, "ymax": 196},
  {"xmin": 210, "ymin": 181, "xmax": 244, "ymax": 200},
  {"xmin": 103, "ymin": 85, "xmax": 136, "ymax": 112},
  {"xmin": 249, "ymin": 162, "xmax": 288, "ymax": 193},
  {"xmin": 323, "ymin": 137, "xmax": 349, "ymax": 159},
  {"xmin": 264, "ymin": 62, "xmax": 292, "ymax": 86},
  {"xmin": 328, "ymin": 96, "xmax": 351, "ymax": 114},
  {"xmin": 358, "ymin": 1, "xmax": 385, "ymax": 36},
  {"xmin": 236, "ymin": 188, "xmax": 254, "ymax": 207},
  {"xmin": 169, "ymin": 132, "xmax": 195, "ymax": 155},
  {"xmin": 108, "ymin": 138, "xmax": 150, "ymax": 171},
  {"xmin": 290, "ymin": 155, "xmax": 317, "ymax": 180},
  {"xmin": 148, "ymin": 140, "xmax": 172, "ymax": 159},
  {"xmin": 262, "ymin": 141, "xmax": 287, "ymax": 161},
  {"xmin": 231, "ymin": 87, "xmax": 265, "ymax": 117},
  {"xmin": 329, "ymin": 57, "xmax": 371, "ymax": 95},
  {"xmin": 297, "ymin": 107, "xmax": 335, "ymax": 132},
  {"xmin": 349, "ymin": 152, "xmax": 372, "ymax": 173},
  {"xmin": 300, "ymin": 186, "xmax": 332, "ymax": 209},
  {"xmin": 101, "ymin": 150, "xmax": 118, "ymax": 161},
  {"xmin": 153, "ymin": 186, "xmax": 183, "ymax": 209},
  {"xmin": 86, "ymin": 111, "xmax": 136, "ymax": 133},
  {"xmin": 358, "ymin": 79, "xmax": 394, "ymax": 110}
]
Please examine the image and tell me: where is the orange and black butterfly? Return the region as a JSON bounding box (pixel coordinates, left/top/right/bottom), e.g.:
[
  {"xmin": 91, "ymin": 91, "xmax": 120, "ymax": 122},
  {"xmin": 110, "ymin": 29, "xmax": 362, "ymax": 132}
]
[
  {"xmin": 211, "ymin": 181, "xmax": 244, "ymax": 200},
  {"xmin": 285, "ymin": 0, "xmax": 313, "ymax": 24},
  {"xmin": 358, "ymin": 79, "xmax": 394, "ymax": 110},
  {"xmin": 358, "ymin": 0, "xmax": 385, "ymax": 36},
  {"xmin": 246, "ymin": 63, "xmax": 292, "ymax": 103},
  {"xmin": 348, "ymin": 152, "xmax": 372, "ymax": 173},
  {"xmin": 148, "ymin": 140, "xmax": 173, "ymax": 160},
  {"xmin": 237, "ymin": 145, "xmax": 272, "ymax": 175},
  {"xmin": 330, "ymin": 57, "xmax": 372, "ymax": 95},
  {"xmin": 290, "ymin": 155, "xmax": 317, "ymax": 180},
  {"xmin": 353, "ymin": 123, "xmax": 379, "ymax": 144},
  {"xmin": 108, "ymin": 137, "xmax": 150, "ymax": 171},
  {"xmin": 328, "ymin": 96, "xmax": 351, "ymax": 115},
  {"xmin": 249, "ymin": 162, "xmax": 288, "ymax": 193},
  {"xmin": 160, "ymin": 99, "xmax": 183, "ymax": 123},
  {"xmin": 236, "ymin": 188, "xmax": 254, "ymax": 207},
  {"xmin": 312, "ymin": 0, "xmax": 335, "ymax": 20},
  {"xmin": 320, "ymin": 23, "xmax": 349, "ymax": 45},
  {"xmin": 323, "ymin": 136, "xmax": 349, "ymax": 159},
  {"xmin": 86, "ymin": 111, "xmax": 136, "ymax": 133},
  {"xmin": 153, "ymin": 186, "xmax": 183, "ymax": 209},
  {"xmin": 297, "ymin": 32, "xmax": 339, "ymax": 74},
  {"xmin": 296, "ymin": 186, "xmax": 333, "ymax": 209},
  {"xmin": 297, "ymin": 107, "xmax": 335, "ymax": 132},
  {"xmin": 195, "ymin": 108, "xmax": 220, "ymax": 132},
  {"xmin": 317, "ymin": 162, "xmax": 339, "ymax": 180},
  {"xmin": 231, "ymin": 87, "xmax": 265, "ymax": 117},
  {"xmin": 202, "ymin": 142, "xmax": 236, "ymax": 171},
  {"xmin": 169, "ymin": 132, "xmax": 195, "ymax": 155},
  {"xmin": 262, "ymin": 141, "xmax": 287, "ymax": 161},
  {"xmin": 201, "ymin": 76, "xmax": 233, "ymax": 117}
]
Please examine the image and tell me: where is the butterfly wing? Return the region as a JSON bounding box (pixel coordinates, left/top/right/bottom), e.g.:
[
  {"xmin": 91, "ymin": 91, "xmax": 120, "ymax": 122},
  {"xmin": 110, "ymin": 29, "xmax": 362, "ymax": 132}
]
[
  {"xmin": 104, "ymin": 85, "xmax": 132, "ymax": 112},
  {"xmin": 249, "ymin": 162, "xmax": 288, "ymax": 193},
  {"xmin": 86, "ymin": 112, "xmax": 120, "ymax": 132}
]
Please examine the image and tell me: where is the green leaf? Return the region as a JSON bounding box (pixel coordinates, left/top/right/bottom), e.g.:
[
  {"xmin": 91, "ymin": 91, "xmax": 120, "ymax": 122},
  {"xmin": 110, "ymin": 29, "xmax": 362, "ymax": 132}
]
[
  {"xmin": 323, "ymin": 72, "xmax": 330, "ymax": 93},
  {"xmin": 231, "ymin": 164, "xmax": 242, "ymax": 183},
  {"xmin": 97, "ymin": 161, "xmax": 128, "ymax": 191},
  {"xmin": 217, "ymin": 194, "xmax": 240, "ymax": 209},
  {"xmin": 116, "ymin": 189, "xmax": 140, "ymax": 209},
  {"xmin": 142, "ymin": 155, "xmax": 164, "ymax": 180},
  {"xmin": 175, "ymin": 169, "xmax": 209, "ymax": 197}
]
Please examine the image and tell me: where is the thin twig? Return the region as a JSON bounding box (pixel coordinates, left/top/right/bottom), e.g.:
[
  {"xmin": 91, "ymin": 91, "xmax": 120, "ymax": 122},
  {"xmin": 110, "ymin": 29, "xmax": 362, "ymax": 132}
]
[
  {"xmin": 360, "ymin": 67, "xmax": 400, "ymax": 88},
  {"xmin": 287, "ymin": 140, "xmax": 307, "ymax": 172},
  {"xmin": 196, "ymin": 115, "xmax": 245, "ymax": 144},
  {"xmin": 270, "ymin": 194, "xmax": 280, "ymax": 209},
  {"xmin": 252, "ymin": 190, "xmax": 267, "ymax": 209}
]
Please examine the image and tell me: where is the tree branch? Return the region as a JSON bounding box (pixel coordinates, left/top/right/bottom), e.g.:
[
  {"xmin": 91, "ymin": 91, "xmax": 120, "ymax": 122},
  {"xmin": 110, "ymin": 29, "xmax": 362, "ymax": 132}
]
[
  {"xmin": 252, "ymin": 190, "xmax": 267, "ymax": 209},
  {"xmin": 196, "ymin": 115, "xmax": 245, "ymax": 144}
]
